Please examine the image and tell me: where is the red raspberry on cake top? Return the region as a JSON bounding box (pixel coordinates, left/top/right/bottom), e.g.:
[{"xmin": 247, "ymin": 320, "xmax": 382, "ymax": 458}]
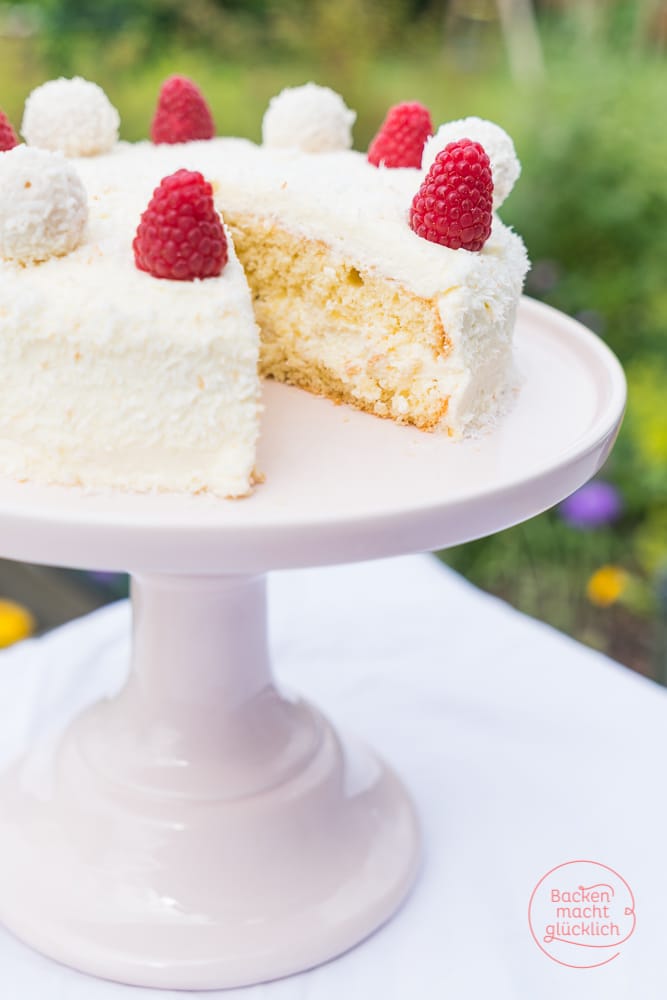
[
  {"xmin": 409, "ymin": 138, "xmax": 493, "ymax": 252},
  {"xmin": 367, "ymin": 102, "xmax": 433, "ymax": 169},
  {"xmin": 0, "ymin": 109, "xmax": 19, "ymax": 152},
  {"xmin": 133, "ymin": 169, "xmax": 228, "ymax": 280},
  {"xmin": 151, "ymin": 75, "xmax": 215, "ymax": 145}
]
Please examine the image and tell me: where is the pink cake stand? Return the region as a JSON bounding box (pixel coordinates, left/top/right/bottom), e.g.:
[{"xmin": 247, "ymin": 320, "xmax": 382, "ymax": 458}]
[{"xmin": 0, "ymin": 298, "xmax": 625, "ymax": 990}]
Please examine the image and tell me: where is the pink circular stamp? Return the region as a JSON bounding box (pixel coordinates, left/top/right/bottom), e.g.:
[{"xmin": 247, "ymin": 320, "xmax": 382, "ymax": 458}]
[{"xmin": 528, "ymin": 860, "xmax": 636, "ymax": 968}]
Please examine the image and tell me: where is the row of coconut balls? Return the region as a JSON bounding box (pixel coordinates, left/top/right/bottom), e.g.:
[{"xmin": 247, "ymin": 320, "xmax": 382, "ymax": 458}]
[{"xmin": 1, "ymin": 76, "xmax": 519, "ymax": 207}]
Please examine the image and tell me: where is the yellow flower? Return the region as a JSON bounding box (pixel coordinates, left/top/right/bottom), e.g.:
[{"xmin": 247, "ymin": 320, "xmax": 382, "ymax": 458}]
[
  {"xmin": 0, "ymin": 599, "xmax": 36, "ymax": 649},
  {"xmin": 586, "ymin": 565, "xmax": 628, "ymax": 608}
]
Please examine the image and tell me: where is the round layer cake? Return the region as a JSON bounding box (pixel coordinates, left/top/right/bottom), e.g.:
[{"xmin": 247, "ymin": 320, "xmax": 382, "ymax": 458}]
[{"xmin": 0, "ymin": 78, "xmax": 529, "ymax": 497}]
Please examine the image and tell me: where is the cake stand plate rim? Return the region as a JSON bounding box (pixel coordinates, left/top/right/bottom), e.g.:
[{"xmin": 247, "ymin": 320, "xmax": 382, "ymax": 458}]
[{"xmin": 0, "ymin": 297, "xmax": 626, "ymax": 573}]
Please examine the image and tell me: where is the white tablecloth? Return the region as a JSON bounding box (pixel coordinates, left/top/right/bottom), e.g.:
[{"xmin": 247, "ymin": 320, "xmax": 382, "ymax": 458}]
[{"xmin": 0, "ymin": 554, "xmax": 663, "ymax": 999}]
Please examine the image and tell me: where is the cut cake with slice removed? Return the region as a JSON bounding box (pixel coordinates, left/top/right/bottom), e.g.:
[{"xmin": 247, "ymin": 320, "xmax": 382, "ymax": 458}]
[
  {"xmin": 72, "ymin": 133, "xmax": 528, "ymax": 438},
  {"xmin": 0, "ymin": 78, "xmax": 530, "ymax": 500}
]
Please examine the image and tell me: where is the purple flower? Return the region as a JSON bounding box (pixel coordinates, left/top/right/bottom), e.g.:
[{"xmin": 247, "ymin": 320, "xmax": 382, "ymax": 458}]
[
  {"xmin": 559, "ymin": 480, "xmax": 622, "ymax": 529},
  {"xmin": 87, "ymin": 571, "xmax": 123, "ymax": 586}
]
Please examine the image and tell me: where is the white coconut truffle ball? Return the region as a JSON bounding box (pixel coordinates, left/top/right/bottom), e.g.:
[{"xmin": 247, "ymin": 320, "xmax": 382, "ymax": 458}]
[
  {"xmin": 422, "ymin": 116, "xmax": 520, "ymax": 208},
  {"xmin": 0, "ymin": 145, "xmax": 88, "ymax": 263},
  {"xmin": 262, "ymin": 83, "xmax": 356, "ymax": 153},
  {"xmin": 22, "ymin": 76, "xmax": 120, "ymax": 157}
]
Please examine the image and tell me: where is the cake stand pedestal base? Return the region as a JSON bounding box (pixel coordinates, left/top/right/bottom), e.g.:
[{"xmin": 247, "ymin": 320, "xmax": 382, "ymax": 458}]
[{"xmin": 0, "ymin": 574, "xmax": 420, "ymax": 990}]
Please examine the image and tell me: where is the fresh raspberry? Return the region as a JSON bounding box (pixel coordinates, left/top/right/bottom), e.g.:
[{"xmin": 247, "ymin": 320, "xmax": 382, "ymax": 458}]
[
  {"xmin": 367, "ymin": 102, "xmax": 433, "ymax": 169},
  {"xmin": 0, "ymin": 109, "xmax": 19, "ymax": 152},
  {"xmin": 150, "ymin": 75, "xmax": 215, "ymax": 145},
  {"xmin": 133, "ymin": 170, "xmax": 228, "ymax": 280},
  {"xmin": 409, "ymin": 138, "xmax": 493, "ymax": 251}
]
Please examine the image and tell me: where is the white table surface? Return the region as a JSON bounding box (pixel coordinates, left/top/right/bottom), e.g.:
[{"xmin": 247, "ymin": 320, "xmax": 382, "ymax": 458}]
[{"xmin": 0, "ymin": 554, "xmax": 662, "ymax": 999}]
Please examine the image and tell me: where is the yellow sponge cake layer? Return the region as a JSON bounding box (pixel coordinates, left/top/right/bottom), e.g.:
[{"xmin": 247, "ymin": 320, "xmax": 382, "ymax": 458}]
[{"xmin": 228, "ymin": 212, "xmax": 452, "ymax": 429}]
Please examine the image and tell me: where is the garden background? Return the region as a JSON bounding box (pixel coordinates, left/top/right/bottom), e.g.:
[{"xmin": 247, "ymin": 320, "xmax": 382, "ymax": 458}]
[{"xmin": 0, "ymin": 0, "xmax": 665, "ymax": 678}]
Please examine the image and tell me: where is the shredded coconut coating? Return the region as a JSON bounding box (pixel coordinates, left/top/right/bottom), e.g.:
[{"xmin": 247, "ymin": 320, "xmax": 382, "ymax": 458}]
[
  {"xmin": 0, "ymin": 145, "xmax": 88, "ymax": 263},
  {"xmin": 422, "ymin": 117, "xmax": 521, "ymax": 209},
  {"xmin": 262, "ymin": 83, "xmax": 356, "ymax": 153},
  {"xmin": 22, "ymin": 76, "xmax": 120, "ymax": 157}
]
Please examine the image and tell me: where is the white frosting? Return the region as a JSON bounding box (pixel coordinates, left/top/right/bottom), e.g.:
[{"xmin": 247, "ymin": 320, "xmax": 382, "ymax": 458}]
[
  {"xmin": 0, "ymin": 161, "xmax": 260, "ymax": 496},
  {"xmin": 79, "ymin": 138, "xmax": 527, "ymax": 300},
  {"xmin": 262, "ymin": 83, "xmax": 355, "ymax": 153},
  {"xmin": 22, "ymin": 77, "xmax": 120, "ymax": 156},
  {"xmin": 422, "ymin": 117, "xmax": 520, "ymax": 208},
  {"xmin": 0, "ymin": 145, "xmax": 88, "ymax": 262}
]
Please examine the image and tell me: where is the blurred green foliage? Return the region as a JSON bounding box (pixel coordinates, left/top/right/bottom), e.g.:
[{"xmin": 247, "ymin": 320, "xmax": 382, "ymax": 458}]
[{"xmin": 0, "ymin": 0, "xmax": 665, "ymax": 671}]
